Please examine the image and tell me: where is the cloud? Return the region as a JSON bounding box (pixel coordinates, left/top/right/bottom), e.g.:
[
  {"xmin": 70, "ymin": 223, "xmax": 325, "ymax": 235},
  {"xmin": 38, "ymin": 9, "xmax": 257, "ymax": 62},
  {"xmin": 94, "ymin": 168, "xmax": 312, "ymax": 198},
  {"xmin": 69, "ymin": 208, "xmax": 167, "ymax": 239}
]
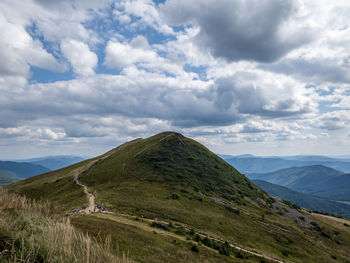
[
  {"xmin": 37, "ymin": 128, "xmax": 66, "ymax": 140},
  {"xmin": 263, "ymin": 58, "xmax": 350, "ymax": 84},
  {"xmin": 114, "ymin": 0, "xmax": 174, "ymax": 35},
  {"xmin": 104, "ymin": 37, "xmax": 156, "ymax": 68},
  {"xmin": 317, "ymin": 111, "xmax": 350, "ymax": 130},
  {"xmin": 61, "ymin": 39, "xmax": 98, "ymax": 76},
  {"xmin": 1, "ymin": 0, "xmax": 350, "ymax": 158},
  {"xmin": 0, "ymin": 67, "xmax": 314, "ymax": 134},
  {"xmin": 0, "ymin": 13, "xmax": 65, "ymax": 79},
  {"xmin": 160, "ymin": 0, "xmax": 313, "ymax": 63},
  {"xmin": 104, "ymin": 36, "xmax": 187, "ymax": 76}
]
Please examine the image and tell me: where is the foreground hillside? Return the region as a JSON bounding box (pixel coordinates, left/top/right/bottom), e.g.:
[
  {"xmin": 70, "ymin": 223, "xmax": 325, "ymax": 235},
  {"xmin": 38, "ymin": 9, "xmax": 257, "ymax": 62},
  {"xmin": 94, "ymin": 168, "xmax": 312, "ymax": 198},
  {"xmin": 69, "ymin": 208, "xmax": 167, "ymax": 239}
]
[
  {"xmin": 7, "ymin": 132, "xmax": 350, "ymax": 262},
  {"xmin": 0, "ymin": 188, "xmax": 133, "ymax": 263}
]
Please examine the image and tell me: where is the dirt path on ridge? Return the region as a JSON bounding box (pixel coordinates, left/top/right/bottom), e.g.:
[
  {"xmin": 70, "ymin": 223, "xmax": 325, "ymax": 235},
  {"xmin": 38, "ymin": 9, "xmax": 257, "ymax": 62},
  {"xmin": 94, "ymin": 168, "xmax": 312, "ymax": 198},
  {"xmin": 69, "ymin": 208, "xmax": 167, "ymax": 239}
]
[
  {"xmin": 74, "ymin": 174, "xmax": 99, "ymax": 213},
  {"xmin": 71, "ymin": 158, "xmax": 110, "ymax": 214}
]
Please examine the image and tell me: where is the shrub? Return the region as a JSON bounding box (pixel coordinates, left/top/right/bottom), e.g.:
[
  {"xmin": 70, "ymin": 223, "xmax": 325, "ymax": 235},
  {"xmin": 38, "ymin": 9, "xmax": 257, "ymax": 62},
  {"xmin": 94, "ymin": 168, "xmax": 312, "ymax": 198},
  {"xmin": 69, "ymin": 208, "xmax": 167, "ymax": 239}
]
[
  {"xmin": 171, "ymin": 193, "xmax": 180, "ymax": 200},
  {"xmin": 151, "ymin": 222, "xmax": 169, "ymax": 231},
  {"xmin": 189, "ymin": 229, "xmax": 195, "ymax": 236},
  {"xmin": 202, "ymin": 236, "xmax": 212, "ymax": 248},
  {"xmin": 175, "ymin": 227, "xmax": 187, "ymax": 235},
  {"xmin": 194, "ymin": 196, "xmax": 203, "ymax": 202},
  {"xmin": 194, "ymin": 234, "xmax": 201, "ymax": 242},
  {"xmin": 236, "ymin": 250, "xmax": 248, "ymax": 259},
  {"xmin": 282, "ymin": 199, "xmax": 292, "ymax": 206},
  {"xmin": 225, "ymin": 206, "xmax": 240, "ymax": 215},
  {"xmin": 219, "ymin": 242, "xmax": 231, "ymax": 256},
  {"xmin": 190, "ymin": 244, "xmax": 199, "ymax": 253}
]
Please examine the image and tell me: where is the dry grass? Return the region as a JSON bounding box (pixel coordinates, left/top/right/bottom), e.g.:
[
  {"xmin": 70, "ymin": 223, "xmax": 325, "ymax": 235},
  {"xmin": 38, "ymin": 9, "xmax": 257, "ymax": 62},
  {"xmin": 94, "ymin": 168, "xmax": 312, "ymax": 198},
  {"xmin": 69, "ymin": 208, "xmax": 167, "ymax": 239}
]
[{"xmin": 0, "ymin": 188, "xmax": 135, "ymax": 263}]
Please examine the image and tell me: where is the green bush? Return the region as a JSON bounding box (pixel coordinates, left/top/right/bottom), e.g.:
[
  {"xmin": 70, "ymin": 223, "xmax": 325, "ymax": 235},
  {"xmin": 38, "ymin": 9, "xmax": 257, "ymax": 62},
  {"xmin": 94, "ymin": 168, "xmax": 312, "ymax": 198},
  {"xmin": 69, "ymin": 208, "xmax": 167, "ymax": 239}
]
[
  {"xmin": 190, "ymin": 244, "xmax": 199, "ymax": 253},
  {"xmin": 171, "ymin": 193, "xmax": 180, "ymax": 200},
  {"xmin": 225, "ymin": 206, "xmax": 240, "ymax": 215},
  {"xmin": 151, "ymin": 222, "xmax": 169, "ymax": 231},
  {"xmin": 219, "ymin": 242, "xmax": 231, "ymax": 256}
]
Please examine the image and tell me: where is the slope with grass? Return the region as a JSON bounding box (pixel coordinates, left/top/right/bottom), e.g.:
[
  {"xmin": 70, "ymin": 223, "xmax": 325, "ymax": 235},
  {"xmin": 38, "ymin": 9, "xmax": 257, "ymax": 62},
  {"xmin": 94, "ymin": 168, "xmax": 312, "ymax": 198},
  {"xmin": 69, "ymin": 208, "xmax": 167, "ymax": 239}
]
[
  {"xmin": 0, "ymin": 188, "xmax": 133, "ymax": 263},
  {"xmin": 7, "ymin": 132, "xmax": 350, "ymax": 262}
]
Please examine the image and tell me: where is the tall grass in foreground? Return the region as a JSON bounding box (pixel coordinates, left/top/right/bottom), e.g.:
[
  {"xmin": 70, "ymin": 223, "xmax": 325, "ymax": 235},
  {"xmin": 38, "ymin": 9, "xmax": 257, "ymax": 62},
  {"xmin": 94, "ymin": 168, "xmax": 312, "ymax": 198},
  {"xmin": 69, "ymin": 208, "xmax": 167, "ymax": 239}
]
[{"xmin": 0, "ymin": 188, "xmax": 133, "ymax": 263}]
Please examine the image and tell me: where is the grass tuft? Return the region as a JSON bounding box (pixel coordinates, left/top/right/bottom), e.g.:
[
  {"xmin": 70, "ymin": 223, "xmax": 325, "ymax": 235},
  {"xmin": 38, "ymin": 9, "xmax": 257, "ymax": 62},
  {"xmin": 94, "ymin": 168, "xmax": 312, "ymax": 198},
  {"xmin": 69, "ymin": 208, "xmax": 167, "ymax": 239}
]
[{"xmin": 0, "ymin": 188, "xmax": 133, "ymax": 263}]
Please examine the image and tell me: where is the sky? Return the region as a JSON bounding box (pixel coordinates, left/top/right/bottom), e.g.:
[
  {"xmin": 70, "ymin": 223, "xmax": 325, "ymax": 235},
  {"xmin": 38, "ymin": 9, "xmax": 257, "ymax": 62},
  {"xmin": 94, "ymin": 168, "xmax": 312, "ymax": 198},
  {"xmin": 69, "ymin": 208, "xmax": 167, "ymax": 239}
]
[{"xmin": 1, "ymin": 0, "xmax": 350, "ymax": 159}]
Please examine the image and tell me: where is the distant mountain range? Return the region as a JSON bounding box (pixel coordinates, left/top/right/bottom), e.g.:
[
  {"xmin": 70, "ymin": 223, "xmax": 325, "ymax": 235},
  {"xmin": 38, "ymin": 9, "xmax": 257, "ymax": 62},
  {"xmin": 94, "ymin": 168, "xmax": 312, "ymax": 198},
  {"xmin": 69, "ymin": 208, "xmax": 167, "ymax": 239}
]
[
  {"xmin": 254, "ymin": 179, "xmax": 350, "ymax": 219},
  {"xmin": 0, "ymin": 156, "xmax": 85, "ymax": 186},
  {"xmin": 18, "ymin": 155, "xmax": 85, "ymax": 170},
  {"xmin": 246, "ymin": 165, "xmax": 350, "ymax": 201},
  {"xmin": 219, "ymin": 154, "xmax": 350, "ymax": 217},
  {"xmin": 220, "ymin": 154, "xmax": 350, "ymax": 174},
  {"xmin": 0, "ymin": 171, "xmax": 20, "ymax": 186},
  {"xmin": 0, "ymin": 161, "xmax": 50, "ymax": 179}
]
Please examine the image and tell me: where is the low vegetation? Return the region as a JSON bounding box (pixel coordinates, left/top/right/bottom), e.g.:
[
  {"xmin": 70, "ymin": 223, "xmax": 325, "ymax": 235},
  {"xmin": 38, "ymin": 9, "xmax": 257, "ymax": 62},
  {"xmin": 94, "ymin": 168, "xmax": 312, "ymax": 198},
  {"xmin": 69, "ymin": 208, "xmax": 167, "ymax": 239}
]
[{"xmin": 0, "ymin": 188, "xmax": 132, "ymax": 263}]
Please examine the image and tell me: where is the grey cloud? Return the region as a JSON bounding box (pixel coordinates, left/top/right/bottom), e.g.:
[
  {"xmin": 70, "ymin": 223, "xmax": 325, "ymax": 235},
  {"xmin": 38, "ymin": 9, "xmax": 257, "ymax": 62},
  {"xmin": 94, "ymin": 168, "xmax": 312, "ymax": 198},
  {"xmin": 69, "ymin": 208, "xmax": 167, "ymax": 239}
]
[
  {"xmin": 160, "ymin": 0, "xmax": 313, "ymax": 63},
  {"xmin": 314, "ymin": 111, "xmax": 350, "ymax": 131},
  {"xmin": 0, "ymin": 72, "xmax": 313, "ymax": 133},
  {"xmin": 63, "ymin": 124, "xmax": 108, "ymax": 138},
  {"xmin": 262, "ymin": 58, "xmax": 350, "ymax": 84},
  {"xmin": 241, "ymin": 125, "xmax": 268, "ymax": 134},
  {"xmin": 211, "ymin": 75, "xmax": 311, "ymax": 118},
  {"xmin": 318, "ymin": 117, "xmax": 346, "ymax": 130}
]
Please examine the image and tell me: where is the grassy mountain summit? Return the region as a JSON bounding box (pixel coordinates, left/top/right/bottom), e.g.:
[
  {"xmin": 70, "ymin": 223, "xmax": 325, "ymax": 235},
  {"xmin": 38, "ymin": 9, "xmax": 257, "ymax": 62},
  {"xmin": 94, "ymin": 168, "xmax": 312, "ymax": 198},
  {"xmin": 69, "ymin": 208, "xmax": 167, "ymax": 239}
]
[
  {"xmin": 81, "ymin": 132, "xmax": 266, "ymax": 209},
  {"xmin": 7, "ymin": 132, "xmax": 350, "ymax": 263}
]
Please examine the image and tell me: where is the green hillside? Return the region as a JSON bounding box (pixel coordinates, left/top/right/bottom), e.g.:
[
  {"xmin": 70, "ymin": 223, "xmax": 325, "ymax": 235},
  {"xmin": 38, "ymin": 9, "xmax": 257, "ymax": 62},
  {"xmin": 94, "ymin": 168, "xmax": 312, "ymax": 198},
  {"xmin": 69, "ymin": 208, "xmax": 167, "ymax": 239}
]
[{"xmin": 7, "ymin": 132, "xmax": 350, "ymax": 263}]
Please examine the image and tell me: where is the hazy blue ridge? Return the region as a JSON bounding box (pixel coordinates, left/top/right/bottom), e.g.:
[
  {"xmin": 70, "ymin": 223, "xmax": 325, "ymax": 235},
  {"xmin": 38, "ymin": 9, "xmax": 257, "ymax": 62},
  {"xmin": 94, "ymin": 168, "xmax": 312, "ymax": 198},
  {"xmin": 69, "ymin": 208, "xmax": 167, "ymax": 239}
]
[
  {"xmin": 19, "ymin": 155, "xmax": 85, "ymax": 170},
  {"xmin": 247, "ymin": 165, "xmax": 350, "ymax": 201},
  {"xmin": 0, "ymin": 161, "xmax": 50, "ymax": 179},
  {"xmin": 0, "ymin": 171, "xmax": 20, "ymax": 186},
  {"xmin": 220, "ymin": 155, "xmax": 350, "ymax": 173},
  {"xmin": 253, "ymin": 179, "xmax": 350, "ymax": 219}
]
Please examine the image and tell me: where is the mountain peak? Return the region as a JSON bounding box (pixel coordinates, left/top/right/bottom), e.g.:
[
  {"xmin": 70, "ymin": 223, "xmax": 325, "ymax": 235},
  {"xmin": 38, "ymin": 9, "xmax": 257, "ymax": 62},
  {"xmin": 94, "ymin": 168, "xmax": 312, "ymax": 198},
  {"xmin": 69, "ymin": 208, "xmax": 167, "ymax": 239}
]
[{"xmin": 79, "ymin": 132, "xmax": 267, "ymax": 207}]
